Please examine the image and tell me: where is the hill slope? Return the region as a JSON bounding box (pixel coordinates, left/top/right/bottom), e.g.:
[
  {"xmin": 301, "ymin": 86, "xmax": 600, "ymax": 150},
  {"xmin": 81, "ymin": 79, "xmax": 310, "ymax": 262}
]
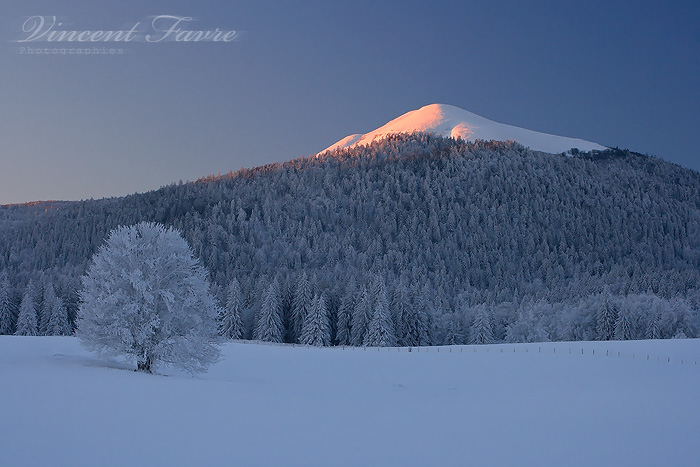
[
  {"xmin": 1, "ymin": 336, "xmax": 699, "ymax": 466},
  {"xmin": 1, "ymin": 136, "xmax": 699, "ymax": 343},
  {"xmin": 322, "ymin": 104, "xmax": 607, "ymax": 154}
]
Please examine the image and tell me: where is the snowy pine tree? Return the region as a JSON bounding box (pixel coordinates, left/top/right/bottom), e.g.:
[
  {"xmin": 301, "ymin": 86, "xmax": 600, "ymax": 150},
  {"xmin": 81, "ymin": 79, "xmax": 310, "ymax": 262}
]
[
  {"xmin": 47, "ymin": 295, "xmax": 71, "ymax": 336},
  {"xmin": 335, "ymin": 280, "xmax": 356, "ymax": 346},
  {"xmin": 444, "ymin": 313, "xmax": 466, "ymax": 345},
  {"xmin": 390, "ymin": 281, "xmax": 412, "ymax": 346},
  {"xmin": 645, "ymin": 310, "xmax": 661, "ymax": 340},
  {"xmin": 470, "ymin": 304, "xmax": 494, "ymax": 345},
  {"xmin": 363, "ymin": 277, "xmax": 396, "ymax": 347},
  {"xmin": 77, "ymin": 222, "xmax": 221, "ymax": 374},
  {"xmin": 0, "ymin": 273, "xmax": 17, "ymax": 335},
  {"xmin": 41, "ymin": 282, "xmax": 59, "ymax": 336},
  {"xmin": 614, "ymin": 305, "xmax": 633, "ymax": 340},
  {"xmin": 254, "ymin": 279, "xmax": 284, "ymax": 343},
  {"xmin": 15, "ymin": 289, "xmax": 38, "ymax": 336},
  {"xmin": 299, "ymin": 293, "xmax": 331, "ymax": 346},
  {"xmin": 290, "ymin": 272, "xmax": 312, "ymax": 343},
  {"xmin": 351, "ymin": 287, "xmax": 372, "ymax": 346},
  {"xmin": 220, "ymin": 278, "xmax": 244, "ymax": 340},
  {"xmin": 596, "ymin": 294, "xmax": 618, "ymax": 341}
]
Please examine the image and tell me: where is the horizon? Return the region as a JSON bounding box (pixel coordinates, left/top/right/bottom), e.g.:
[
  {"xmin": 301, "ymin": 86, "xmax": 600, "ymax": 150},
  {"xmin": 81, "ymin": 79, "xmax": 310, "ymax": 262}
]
[{"xmin": 2, "ymin": 1, "xmax": 699, "ymax": 204}]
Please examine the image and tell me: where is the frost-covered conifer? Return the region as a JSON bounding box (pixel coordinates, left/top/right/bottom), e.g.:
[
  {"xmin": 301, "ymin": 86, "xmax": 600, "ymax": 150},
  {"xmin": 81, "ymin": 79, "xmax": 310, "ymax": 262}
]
[
  {"xmin": 77, "ymin": 222, "xmax": 221, "ymax": 374},
  {"xmin": 335, "ymin": 280, "xmax": 356, "ymax": 346},
  {"xmin": 47, "ymin": 295, "xmax": 71, "ymax": 336},
  {"xmin": 41, "ymin": 282, "xmax": 59, "ymax": 336},
  {"xmin": 614, "ymin": 305, "xmax": 633, "ymax": 340},
  {"xmin": 0, "ymin": 273, "xmax": 17, "ymax": 335},
  {"xmin": 444, "ymin": 313, "xmax": 465, "ymax": 345},
  {"xmin": 596, "ymin": 294, "xmax": 618, "ymax": 341},
  {"xmin": 299, "ymin": 293, "xmax": 331, "ymax": 346},
  {"xmin": 15, "ymin": 289, "xmax": 38, "ymax": 336},
  {"xmin": 645, "ymin": 310, "xmax": 661, "ymax": 340},
  {"xmin": 363, "ymin": 277, "xmax": 396, "ymax": 347},
  {"xmin": 351, "ymin": 287, "xmax": 372, "ymax": 346},
  {"xmin": 254, "ymin": 279, "xmax": 284, "ymax": 343},
  {"xmin": 291, "ymin": 272, "xmax": 312, "ymax": 343},
  {"xmin": 470, "ymin": 304, "xmax": 494, "ymax": 345},
  {"xmin": 390, "ymin": 281, "xmax": 412, "ymax": 346},
  {"xmin": 220, "ymin": 278, "xmax": 244, "ymax": 340}
]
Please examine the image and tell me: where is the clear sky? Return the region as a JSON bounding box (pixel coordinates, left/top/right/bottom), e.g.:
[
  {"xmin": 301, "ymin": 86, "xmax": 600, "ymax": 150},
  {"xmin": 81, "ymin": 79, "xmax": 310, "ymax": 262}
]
[{"xmin": 1, "ymin": 0, "xmax": 698, "ymax": 204}]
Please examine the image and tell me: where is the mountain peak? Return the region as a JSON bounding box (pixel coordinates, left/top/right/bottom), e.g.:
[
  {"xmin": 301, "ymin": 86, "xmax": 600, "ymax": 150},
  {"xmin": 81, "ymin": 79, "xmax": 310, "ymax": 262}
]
[{"xmin": 321, "ymin": 103, "xmax": 606, "ymax": 154}]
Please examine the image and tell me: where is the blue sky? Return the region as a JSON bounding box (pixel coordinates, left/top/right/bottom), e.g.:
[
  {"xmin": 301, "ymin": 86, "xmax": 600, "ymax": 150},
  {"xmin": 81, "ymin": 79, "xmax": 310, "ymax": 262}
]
[{"xmin": 1, "ymin": 0, "xmax": 698, "ymax": 204}]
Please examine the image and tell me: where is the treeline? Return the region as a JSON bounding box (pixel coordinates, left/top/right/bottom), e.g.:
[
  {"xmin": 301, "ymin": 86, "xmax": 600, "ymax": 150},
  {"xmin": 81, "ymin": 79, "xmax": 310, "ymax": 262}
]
[{"xmin": 1, "ymin": 134, "xmax": 699, "ymax": 344}]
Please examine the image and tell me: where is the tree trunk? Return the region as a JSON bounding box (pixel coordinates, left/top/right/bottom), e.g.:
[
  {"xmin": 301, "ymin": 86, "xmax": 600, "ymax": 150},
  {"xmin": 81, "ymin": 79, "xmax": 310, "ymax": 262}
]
[{"xmin": 136, "ymin": 355, "xmax": 153, "ymax": 373}]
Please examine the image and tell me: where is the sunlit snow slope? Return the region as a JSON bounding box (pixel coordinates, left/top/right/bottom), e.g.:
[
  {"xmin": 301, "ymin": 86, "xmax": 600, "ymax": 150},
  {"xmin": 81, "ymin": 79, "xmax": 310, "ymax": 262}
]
[{"xmin": 322, "ymin": 104, "xmax": 607, "ymax": 154}]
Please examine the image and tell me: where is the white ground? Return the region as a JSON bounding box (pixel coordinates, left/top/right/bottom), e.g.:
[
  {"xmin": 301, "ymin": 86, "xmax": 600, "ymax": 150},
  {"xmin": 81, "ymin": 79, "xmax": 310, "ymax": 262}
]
[
  {"xmin": 321, "ymin": 103, "xmax": 607, "ymax": 154},
  {"xmin": 1, "ymin": 337, "xmax": 698, "ymax": 466}
]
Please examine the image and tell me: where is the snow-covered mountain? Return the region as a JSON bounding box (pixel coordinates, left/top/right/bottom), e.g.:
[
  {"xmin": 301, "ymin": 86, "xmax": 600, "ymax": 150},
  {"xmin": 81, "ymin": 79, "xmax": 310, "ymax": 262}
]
[{"xmin": 321, "ymin": 103, "xmax": 607, "ymax": 154}]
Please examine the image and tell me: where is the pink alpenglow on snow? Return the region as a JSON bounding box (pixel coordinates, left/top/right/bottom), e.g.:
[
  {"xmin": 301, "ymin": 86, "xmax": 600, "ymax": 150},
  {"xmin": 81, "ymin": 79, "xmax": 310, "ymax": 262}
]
[{"xmin": 322, "ymin": 103, "xmax": 607, "ymax": 155}]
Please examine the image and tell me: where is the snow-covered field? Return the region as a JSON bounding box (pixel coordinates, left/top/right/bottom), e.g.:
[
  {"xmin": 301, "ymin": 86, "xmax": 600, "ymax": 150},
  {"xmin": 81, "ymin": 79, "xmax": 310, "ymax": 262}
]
[{"xmin": 1, "ymin": 337, "xmax": 699, "ymax": 466}]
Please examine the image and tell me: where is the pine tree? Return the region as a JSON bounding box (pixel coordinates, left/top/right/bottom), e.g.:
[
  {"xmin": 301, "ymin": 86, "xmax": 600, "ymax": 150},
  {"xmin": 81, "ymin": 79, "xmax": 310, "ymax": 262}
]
[
  {"xmin": 41, "ymin": 282, "xmax": 59, "ymax": 336},
  {"xmin": 290, "ymin": 272, "xmax": 312, "ymax": 343},
  {"xmin": 220, "ymin": 278, "xmax": 244, "ymax": 340},
  {"xmin": 15, "ymin": 289, "xmax": 38, "ymax": 336},
  {"xmin": 645, "ymin": 310, "xmax": 661, "ymax": 340},
  {"xmin": 363, "ymin": 277, "xmax": 396, "ymax": 347},
  {"xmin": 596, "ymin": 294, "xmax": 618, "ymax": 341},
  {"xmin": 614, "ymin": 305, "xmax": 633, "ymax": 340},
  {"xmin": 335, "ymin": 280, "xmax": 355, "ymax": 346},
  {"xmin": 390, "ymin": 281, "xmax": 412, "ymax": 346},
  {"xmin": 299, "ymin": 293, "xmax": 331, "ymax": 346},
  {"xmin": 470, "ymin": 304, "xmax": 494, "ymax": 345},
  {"xmin": 444, "ymin": 313, "xmax": 465, "ymax": 345},
  {"xmin": 254, "ymin": 279, "xmax": 284, "ymax": 343},
  {"xmin": 0, "ymin": 273, "xmax": 17, "ymax": 335},
  {"xmin": 351, "ymin": 287, "xmax": 372, "ymax": 346},
  {"xmin": 47, "ymin": 295, "xmax": 71, "ymax": 336}
]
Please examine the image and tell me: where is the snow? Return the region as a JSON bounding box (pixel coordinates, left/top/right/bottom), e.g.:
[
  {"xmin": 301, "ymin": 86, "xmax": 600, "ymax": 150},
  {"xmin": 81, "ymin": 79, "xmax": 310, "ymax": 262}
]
[
  {"xmin": 2, "ymin": 336, "xmax": 699, "ymax": 466},
  {"xmin": 321, "ymin": 104, "xmax": 607, "ymax": 154}
]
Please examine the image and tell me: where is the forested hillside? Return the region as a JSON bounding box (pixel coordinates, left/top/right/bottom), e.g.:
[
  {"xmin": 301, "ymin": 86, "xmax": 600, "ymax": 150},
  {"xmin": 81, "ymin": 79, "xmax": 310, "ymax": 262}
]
[{"xmin": 1, "ymin": 134, "xmax": 699, "ymax": 344}]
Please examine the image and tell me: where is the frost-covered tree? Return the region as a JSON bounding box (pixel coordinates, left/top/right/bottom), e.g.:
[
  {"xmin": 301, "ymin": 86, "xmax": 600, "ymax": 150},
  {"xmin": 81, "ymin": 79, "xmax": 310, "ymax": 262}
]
[
  {"xmin": 444, "ymin": 313, "xmax": 466, "ymax": 345},
  {"xmin": 41, "ymin": 282, "xmax": 59, "ymax": 336},
  {"xmin": 15, "ymin": 289, "xmax": 38, "ymax": 336},
  {"xmin": 351, "ymin": 287, "xmax": 372, "ymax": 346},
  {"xmin": 645, "ymin": 309, "xmax": 661, "ymax": 340},
  {"xmin": 77, "ymin": 222, "xmax": 221, "ymax": 374},
  {"xmin": 290, "ymin": 272, "xmax": 312, "ymax": 343},
  {"xmin": 335, "ymin": 280, "xmax": 356, "ymax": 346},
  {"xmin": 470, "ymin": 304, "xmax": 494, "ymax": 345},
  {"xmin": 364, "ymin": 277, "xmax": 396, "ymax": 347},
  {"xmin": 390, "ymin": 281, "xmax": 413, "ymax": 346},
  {"xmin": 47, "ymin": 294, "xmax": 71, "ymax": 336},
  {"xmin": 254, "ymin": 279, "xmax": 284, "ymax": 343},
  {"xmin": 299, "ymin": 293, "xmax": 331, "ymax": 346},
  {"xmin": 0, "ymin": 273, "xmax": 17, "ymax": 335},
  {"xmin": 219, "ymin": 278, "xmax": 244, "ymax": 340},
  {"xmin": 596, "ymin": 294, "xmax": 618, "ymax": 341},
  {"xmin": 614, "ymin": 304, "xmax": 634, "ymax": 340}
]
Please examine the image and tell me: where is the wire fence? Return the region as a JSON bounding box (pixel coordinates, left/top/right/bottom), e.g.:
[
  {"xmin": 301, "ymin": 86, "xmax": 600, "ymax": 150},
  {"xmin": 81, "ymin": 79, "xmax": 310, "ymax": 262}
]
[{"xmin": 233, "ymin": 339, "xmax": 698, "ymax": 366}]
